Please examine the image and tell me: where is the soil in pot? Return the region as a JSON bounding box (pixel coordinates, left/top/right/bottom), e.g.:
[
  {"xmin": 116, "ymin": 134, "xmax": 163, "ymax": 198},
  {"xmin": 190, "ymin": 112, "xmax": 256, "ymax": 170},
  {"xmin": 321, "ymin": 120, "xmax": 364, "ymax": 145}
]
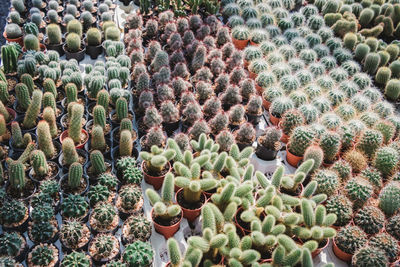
[
  {"xmin": 60, "ymin": 224, "xmax": 91, "ymax": 254},
  {"xmin": 89, "ymin": 236, "xmax": 120, "ymax": 266},
  {"xmin": 176, "ymin": 188, "xmax": 206, "ymax": 222},
  {"xmin": 59, "ymin": 149, "xmax": 88, "ymax": 171},
  {"xmin": 6, "ymin": 179, "xmax": 36, "ymax": 200},
  {"xmin": 59, "ymin": 129, "xmax": 89, "ymax": 149},
  {"xmin": 152, "ymin": 210, "xmax": 182, "ymax": 239},
  {"xmin": 332, "ymin": 238, "xmax": 353, "ymax": 262},
  {"xmin": 29, "ymin": 161, "xmax": 60, "ymax": 183},
  {"xmin": 280, "ymin": 184, "xmax": 303, "ymax": 197},
  {"xmin": 60, "ymin": 175, "xmax": 88, "ymax": 196},
  {"xmin": 142, "ymin": 161, "xmax": 170, "ymax": 190}
]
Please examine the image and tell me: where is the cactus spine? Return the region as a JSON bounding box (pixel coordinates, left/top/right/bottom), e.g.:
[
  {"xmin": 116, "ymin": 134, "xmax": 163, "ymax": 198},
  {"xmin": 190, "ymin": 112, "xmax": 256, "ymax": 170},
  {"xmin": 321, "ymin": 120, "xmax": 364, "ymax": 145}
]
[
  {"xmin": 43, "ymin": 107, "xmax": 58, "ymax": 139},
  {"xmin": 90, "ymin": 150, "xmax": 106, "ymax": 175},
  {"xmin": 22, "ymin": 90, "xmax": 42, "ymax": 129},
  {"xmin": 9, "ymin": 160, "xmax": 26, "ymax": 190}
]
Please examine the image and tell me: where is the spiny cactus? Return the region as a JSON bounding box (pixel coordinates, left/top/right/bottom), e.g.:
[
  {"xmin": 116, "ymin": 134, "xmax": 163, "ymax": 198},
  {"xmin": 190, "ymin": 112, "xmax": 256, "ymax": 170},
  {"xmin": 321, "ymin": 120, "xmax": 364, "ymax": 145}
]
[
  {"xmin": 89, "ymin": 150, "xmax": 107, "ymax": 176},
  {"xmin": 91, "ymin": 125, "xmax": 106, "ymax": 152},
  {"xmin": 374, "ymin": 146, "xmax": 399, "ymax": 177},
  {"xmin": 345, "ymin": 176, "xmax": 373, "ymax": 209},
  {"xmin": 61, "ymin": 251, "xmax": 91, "ymax": 267},
  {"xmin": 68, "ymin": 103, "xmax": 84, "ymax": 145},
  {"xmin": 0, "ymin": 231, "xmax": 25, "ymax": 257},
  {"xmin": 22, "ymin": 89, "xmax": 42, "ymax": 129},
  {"xmin": 61, "ymin": 194, "xmax": 88, "ymax": 219},
  {"xmin": 62, "ymin": 137, "xmax": 79, "ymax": 166},
  {"xmin": 28, "ymin": 244, "xmax": 58, "ymax": 266},
  {"xmin": 123, "ymin": 214, "xmax": 151, "ymax": 243},
  {"xmin": 31, "ymin": 150, "xmax": 48, "ymax": 177},
  {"xmin": 378, "ymin": 181, "xmax": 400, "ymax": 217},
  {"xmin": 8, "ymin": 159, "xmax": 26, "ymax": 191},
  {"xmin": 43, "ymin": 106, "xmax": 58, "ymax": 139},
  {"xmin": 352, "ymin": 246, "xmax": 389, "ymax": 267},
  {"xmin": 90, "ymin": 202, "xmax": 118, "ymax": 232},
  {"xmin": 37, "ymin": 120, "xmax": 56, "ymax": 159},
  {"xmin": 0, "ymin": 199, "xmax": 27, "ymax": 226},
  {"xmin": 89, "ymin": 234, "xmax": 119, "ymax": 261},
  {"xmin": 67, "ymin": 162, "xmax": 83, "ymax": 190},
  {"xmin": 335, "ymin": 225, "xmax": 367, "ymax": 255},
  {"xmin": 118, "ymin": 184, "xmax": 142, "ymax": 214},
  {"xmin": 354, "ymin": 205, "xmax": 385, "ymax": 235},
  {"xmin": 369, "ymin": 232, "xmax": 399, "ymax": 262},
  {"xmin": 319, "ymin": 131, "xmax": 341, "ymax": 163},
  {"xmin": 60, "ymin": 220, "xmax": 90, "ymax": 249},
  {"xmin": 15, "ymin": 83, "xmax": 31, "ymax": 111},
  {"xmin": 343, "ymin": 149, "xmax": 367, "ymax": 173},
  {"xmin": 288, "ymin": 126, "xmax": 315, "ymax": 157},
  {"xmin": 123, "ymin": 241, "xmax": 153, "ymax": 267}
]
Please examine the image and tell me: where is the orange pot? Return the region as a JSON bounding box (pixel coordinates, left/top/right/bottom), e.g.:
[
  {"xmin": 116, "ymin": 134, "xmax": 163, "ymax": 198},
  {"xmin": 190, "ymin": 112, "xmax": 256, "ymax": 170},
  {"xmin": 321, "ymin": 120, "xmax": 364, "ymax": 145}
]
[
  {"xmin": 256, "ymin": 84, "xmax": 264, "ymax": 95},
  {"xmin": 262, "ymin": 99, "xmax": 271, "ymax": 110},
  {"xmin": 59, "ymin": 129, "xmax": 89, "ymax": 149},
  {"xmin": 269, "ymin": 113, "xmax": 280, "ymax": 126},
  {"xmin": 232, "ymin": 37, "xmax": 248, "ymax": 50},
  {"xmin": 312, "ymin": 239, "xmax": 329, "ymax": 258},
  {"xmin": 175, "ymin": 188, "xmax": 206, "ymax": 222},
  {"xmin": 281, "ymin": 133, "xmax": 289, "ymax": 143},
  {"xmin": 142, "ymin": 161, "xmax": 171, "ymax": 190},
  {"xmin": 332, "ymin": 238, "xmax": 353, "ymax": 262},
  {"xmin": 152, "ymin": 208, "xmax": 182, "ymax": 239},
  {"xmin": 286, "ymin": 147, "xmax": 303, "ymax": 167},
  {"xmin": 249, "ymin": 71, "xmax": 257, "ymax": 79},
  {"xmin": 3, "ymin": 31, "xmax": 23, "ymax": 46}
]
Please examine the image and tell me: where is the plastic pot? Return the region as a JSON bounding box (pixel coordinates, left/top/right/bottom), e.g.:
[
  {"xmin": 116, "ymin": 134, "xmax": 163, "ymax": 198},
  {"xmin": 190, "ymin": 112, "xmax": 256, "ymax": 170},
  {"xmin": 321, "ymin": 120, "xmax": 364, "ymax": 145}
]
[
  {"xmin": 111, "ymin": 145, "xmax": 139, "ymax": 162},
  {"xmin": 151, "ymin": 208, "xmax": 182, "ymax": 239},
  {"xmin": 58, "ymin": 149, "xmax": 88, "ymax": 173},
  {"xmin": 311, "ymin": 239, "xmax": 329, "ymax": 258},
  {"xmin": 286, "ymin": 147, "xmax": 303, "ymax": 167},
  {"xmin": 332, "ymin": 238, "xmax": 353, "ymax": 262},
  {"xmin": 86, "ymin": 44, "xmax": 103, "ymax": 59},
  {"xmin": 44, "ymin": 38, "xmax": 65, "ymax": 56},
  {"xmin": 142, "ymin": 160, "xmax": 171, "ymax": 190},
  {"xmin": 63, "ymin": 43, "xmax": 86, "ymax": 62},
  {"xmin": 246, "ymin": 112, "xmax": 263, "ymax": 126},
  {"xmin": 175, "ymin": 188, "xmax": 206, "ymax": 222},
  {"xmin": 162, "ymin": 120, "xmax": 180, "ymax": 136},
  {"xmin": 255, "ymin": 144, "xmax": 279, "ymax": 161},
  {"xmin": 59, "ymin": 174, "xmax": 89, "ymax": 197},
  {"xmin": 59, "ymin": 129, "xmax": 89, "ymax": 149}
]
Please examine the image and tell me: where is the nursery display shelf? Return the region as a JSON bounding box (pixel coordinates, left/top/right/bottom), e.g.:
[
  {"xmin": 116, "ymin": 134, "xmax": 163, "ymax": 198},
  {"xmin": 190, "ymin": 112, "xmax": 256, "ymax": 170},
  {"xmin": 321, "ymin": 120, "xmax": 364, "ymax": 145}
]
[{"xmin": 0, "ymin": 1, "xmax": 360, "ymax": 267}]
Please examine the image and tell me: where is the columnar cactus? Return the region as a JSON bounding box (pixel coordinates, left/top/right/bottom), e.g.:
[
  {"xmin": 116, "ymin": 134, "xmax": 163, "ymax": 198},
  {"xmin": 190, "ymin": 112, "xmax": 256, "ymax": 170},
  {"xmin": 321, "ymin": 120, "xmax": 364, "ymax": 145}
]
[
  {"xmin": 46, "ymin": 24, "xmax": 62, "ymax": 45},
  {"xmin": 37, "ymin": 120, "xmax": 56, "ymax": 159},
  {"xmin": 68, "ymin": 103, "xmax": 84, "ymax": 144},
  {"xmin": 116, "ymin": 97, "xmax": 128, "ymax": 122},
  {"xmin": 66, "ymin": 33, "xmax": 81, "ymax": 53},
  {"xmin": 119, "ymin": 130, "xmax": 133, "ymax": 157},
  {"xmin": 43, "ymin": 107, "xmax": 58, "ymax": 139},
  {"xmin": 62, "ymin": 137, "xmax": 79, "ymax": 166},
  {"xmin": 22, "ymin": 89, "xmax": 42, "ymax": 129},
  {"xmin": 91, "ymin": 125, "xmax": 106, "ymax": 152},
  {"xmin": 68, "ymin": 162, "xmax": 83, "ymax": 189},
  {"xmin": 90, "ymin": 150, "xmax": 107, "ymax": 175},
  {"xmin": 8, "ymin": 160, "xmax": 26, "ymax": 191},
  {"xmin": 31, "ymin": 150, "xmax": 48, "ymax": 177}
]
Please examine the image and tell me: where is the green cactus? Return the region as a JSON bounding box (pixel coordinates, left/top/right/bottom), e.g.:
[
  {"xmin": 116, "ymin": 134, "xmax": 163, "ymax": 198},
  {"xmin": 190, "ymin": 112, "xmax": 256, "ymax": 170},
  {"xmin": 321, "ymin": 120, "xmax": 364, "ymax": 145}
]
[
  {"xmin": 22, "ymin": 89, "xmax": 42, "ymax": 129},
  {"xmin": 23, "ymin": 34, "xmax": 39, "ymax": 51},
  {"xmin": 356, "ymin": 129, "xmax": 383, "ymax": 158},
  {"xmin": 68, "ymin": 162, "xmax": 83, "ymax": 189},
  {"xmin": 369, "ymin": 232, "xmax": 399, "ymax": 262},
  {"xmin": 31, "ymin": 150, "xmax": 48, "ymax": 177},
  {"xmin": 354, "ymin": 205, "xmax": 385, "ymax": 235},
  {"xmin": 43, "ymin": 78, "xmax": 57, "ymax": 99},
  {"xmin": 335, "ymin": 225, "xmax": 367, "ymax": 255},
  {"xmin": 88, "ymin": 77, "xmax": 104, "ymax": 99},
  {"xmin": 15, "ymin": 83, "xmax": 31, "ymax": 111},
  {"xmin": 8, "ymin": 159, "xmax": 26, "ymax": 191},
  {"xmin": 385, "ymin": 79, "xmax": 400, "ymax": 100},
  {"xmin": 66, "ymin": 33, "xmax": 81, "ymax": 53},
  {"xmin": 378, "ymin": 181, "xmax": 400, "ymax": 217},
  {"xmin": 116, "ymin": 97, "xmax": 128, "ymax": 122},
  {"xmin": 28, "ymin": 244, "xmax": 57, "ymax": 266},
  {"xmin": 118, "ymin": 184, "xmax": 142, "ymax": 212},
  {"xmin": 345, "ymin": 176, "xmax": 373, "ymax": 209},
  {"xmin": 123, "ymin": 241, "xmax": 154, "ymax": 267},
  {"xmin": 67, "ymin": 19, "xmax": 82, "ymax": 37},
  {"xmin": 0, "ymin": 231, "xmax": 25, "ymax": 258},
  {"xmin": 91, "ymin": 202, "xmax": 117, "ymax": 231},
  {"xmin": 46, "ymin": 24, "xmax": 62, "ymax": 45},
  {"xmin": 97, "ymin": 89, "xmax": 110, "ymax": 111},
  {"xmin": 61, "ymin": 194, "xmax": 88, "ymax": 219},
  {"xmin": 319, "ymin": 131, "xmax": 341, "ymax": 163},
  {"xmin": 60, "ymin": 220, "xmax": 90, "ymax": 250},
  {"xmin": 37, "ymin": 120, "xmax": 56, "ymax": 159},
  {"xmin": 61, "ymin": 251, "xmax": 91, "ymax": 267},
  {"xmin": 90, "ymin": 150, "xmax": 107, "ymax": 175},
  {"xmin": 62, "ymin": 137, "xmax": 79, "ymax": 166},
  {"xmin": 352, "ymin": 246, "xmax": 389, "ymax": 267},
  {"xmin": 119, "ymin": 130, "xmax": 133, "ymax": 157},
  {"xmin": 43, "ymin": 106, "xmax": 58, "ymax": 139},
  {"xmin": 288, "ymin": 126, "xmax": 315, "ymax": 157},
  {"xmin": 140, "ymin": 145, "xmax": 176, "ymax": 175},
  {"xmin": 91, "ymin": 125, "xmax": 106, "ymax": 152},
  {"xmin": 123, "ymin": 215, "xmax": 152, "ymax": 243},
  {"xmin": 0, "ymin": 81, "xmax": 11, "ymax": 105},
  {"xmin": 0, "ymin": 199, "xmax": 27, "ymax": 226},
  {"xmin": 68, "ymin": 103, "xmax": 84, "ymax": 144}
]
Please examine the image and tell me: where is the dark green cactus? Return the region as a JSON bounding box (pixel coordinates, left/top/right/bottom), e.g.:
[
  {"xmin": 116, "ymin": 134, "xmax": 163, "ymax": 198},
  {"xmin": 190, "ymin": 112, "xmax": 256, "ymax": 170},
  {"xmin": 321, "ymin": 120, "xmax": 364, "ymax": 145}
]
[
  {"xmin": 68, "ymin": 162, "xmax": 83, "ymax": 189},
  {"xmin": 61, "ymin": 194, "xmax": 88, "ymax": 219},
  {"xmin": 90, "ymin": 150, "xmax": 107, "ymax": 175},
  {"xmin": 116, "ymin": 97, "xmax": 128, "ymax": 122},
  {"xmin": 15, "ymin": 83, "xmax": 31, "ymax": 111},
  {"xmin": 8, "ymin": 160, "xmax": 26, "ymax": 191}
]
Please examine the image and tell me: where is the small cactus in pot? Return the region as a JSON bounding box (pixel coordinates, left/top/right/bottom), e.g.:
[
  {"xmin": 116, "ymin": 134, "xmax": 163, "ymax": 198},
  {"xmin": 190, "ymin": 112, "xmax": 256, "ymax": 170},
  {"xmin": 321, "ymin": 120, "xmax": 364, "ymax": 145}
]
[
  {"xmin": 89, "ymin": 234, "xmax": 120, "ymax": 264},
  {"xmin": 256, "ymin": 127, "xmax": 282, "ymax": 161},
  {"xmin": 27, "ymin": 243, "xmax": 59, "ymax": 267},
  {"xmin": 61, "ymin": 194, "xmax": 89, "ymax": 221},
  {"xmin": 116, "ymin": 184, "xmax": 143, "ymax": 218},
  {"xmin": 89, "ymin": 202, "xmax": 119, "ymax": 233},
  {"xmin": 122, "ymin": 214, "xmax": 152, "ymax": 244},
  {"xmin": 234, "ymin": 122, "xmax": 256, "ymax": 148},
  {"xmin": 60, "ymin": 220, "xmax": 91, "ymax": 250},
  {"xmin": 123, "ymin": 241, "xmax": 153, "ymax": 267}
]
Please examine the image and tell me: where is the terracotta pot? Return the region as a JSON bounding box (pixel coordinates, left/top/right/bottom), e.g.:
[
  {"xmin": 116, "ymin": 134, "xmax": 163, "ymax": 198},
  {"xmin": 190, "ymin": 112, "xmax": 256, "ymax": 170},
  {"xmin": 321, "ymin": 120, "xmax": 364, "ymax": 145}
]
[
  {"xmin": 232, "ymin": 37, "xmax": 248, "ymax": 50},
  {"xmin": 332, "ymin": 238, "xmax": 353, "ymax": 262},
  {"xmin": 59, "ymin": 129, "xmax": 89, "ymax": 149},
  {"xmin": 256, "ymin": 84, "xmax": 264, "ymax": 95},
  {"xmin": 262, "ymin": 98, "xmax": 271, "ymax": 110},
  {"xmin": 151, "ymin": 208, "xmax": 182, "ymax": 239},
  {"xmin": 142, "ymin": 161, "xmax": 171, "ymax": 190},
  {"xmin": 3, "ymin": 31, "xmax": 23, "ymax": 46},
  {"xmin": 269, "ymin": 113, "xmax": 280, "ymax": 126},
  {"xmin": 175, "ymin": 188, "xmax": 206, "ymax": 222},
  {"xmin": 286, "ymin": 147, "xmax": 303, "ymax": 167},
  {"xmin": 278, "ymin": 122, "xmax": 289, "ymax": 143},
  {"xmin": 312, "ymin": 239, "xmax": 329, "ymax": 258}
]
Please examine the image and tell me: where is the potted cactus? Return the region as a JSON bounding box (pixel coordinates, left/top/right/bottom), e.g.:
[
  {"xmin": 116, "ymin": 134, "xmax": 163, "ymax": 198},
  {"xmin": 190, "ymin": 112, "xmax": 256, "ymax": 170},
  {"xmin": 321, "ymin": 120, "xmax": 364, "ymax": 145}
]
[
  {"xmin": 173, "ymin": 148, "xmax": 217, "ymax": 222},
  {"xmin": 0, "ymin": 232, "xmax": 28, "ymax": 262},
  {"xmin": 5, "ymin": 159, "xmax": 36, "ymax": 200},
  {"xmin": 3, "ymin": 23, "xmax": 23, "ymax": 45},
  {"xmin": 61, "ymin": 194, "xmax": 89, "ymax": 222},
  {"xmin": 116, "ymin": 184, "xmax": 144, "ymax": 219},
  {"xmin": 140, "ymin": 145, "xmax": 175, "ymax": 190},
  {"xmin": 86, "ymin": 27, "xmax": 103, "ymax": 59},
  {"xmin": 45, "ymin": 24, "xmax": 64, "ymax": 56},
  {"xmin": 60, "ymin": 103, "xmax": 89, "ymax": 149},
  {"xmin": 28, "ymin": 204, "xmax": 58, "ymax": 244},
  {"xmin": 61, "ymin": 251, "xmax": 91, "ymax": 267},
  {"xmin": 87, "ymin": 184, "xmax": 114, "ymax": 207},
  {"xmin": 352, "ymin": 246, "xmax": 389, "ymax": 267},
  {"xmin": 279, "ymin": 109, "xmax": 305, "ymax": 143},
  {"xmin": 333, "ymin": 225, "xmax": 367, "ymax": 262},
  {"xmin": 286, "ymin": 126, "xmax": 315, "ymax": 167},
  {"xmin": 89, "ymin": 202, "xmax": 119, "ymax": 234},
  {"xmin": 27, "ymin": 244, "xmax": 59, "ymax": 267},
  {"xmin": 231, "ymin": 25, "xmax": 249, "ymax": 50},
  {"xmin": 60, "ymin": 220, "xmax": 91, "ymax": 253},
  {"xmin": 160, "ymin": 100, "xmax": 180, "ymax": 136},
  {"xmin": 146, "ymin": 173, "xmax": 182, "ymax": 238},
  {"xmin": 255, "ymin": 127, "xmax": 282, "ymax": 161},
  {"xmin": 64, "ymin": 33, "xmax": 86, "ymax": 62},
  {"xmin": 122, "ymin": 214, "xmax": 152, "ymax": 244},
  {"xmin": 245, "ymin": 94, "xmax": 263, "ymax": 125},
  {"xmin": 0, "ymin": 199, "xmax": 29, "ymax": 232},
  {"xmin": 234, "ymin": 122, "xmax": 256, "ymax": 150},
  {"xmin": 88, "ymin": 234, "xmax": 120, "ymax": 265},
  {"xmin": 122, "ymin": 241, "xmax": 153, "ymax": 267},
  {"xmin": 60, "ymin": 162, "xmax": 88, "ymax": 196},
  {"xmin": 29, "ymin": 150, "xmax": 59, "ymax": 182}
]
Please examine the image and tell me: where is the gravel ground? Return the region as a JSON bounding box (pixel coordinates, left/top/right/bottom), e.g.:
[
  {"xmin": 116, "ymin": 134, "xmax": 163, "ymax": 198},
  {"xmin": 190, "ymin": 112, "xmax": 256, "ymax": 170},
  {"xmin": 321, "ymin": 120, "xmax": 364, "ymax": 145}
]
[{"xmin": 0, "ymin": 0, "xmax": 10, "ymax": 46}]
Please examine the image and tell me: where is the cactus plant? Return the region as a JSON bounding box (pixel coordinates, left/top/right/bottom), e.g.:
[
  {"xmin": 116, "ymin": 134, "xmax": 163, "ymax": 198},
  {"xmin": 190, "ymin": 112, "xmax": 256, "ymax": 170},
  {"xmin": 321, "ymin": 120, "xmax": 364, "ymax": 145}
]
[
  {"xmin": 90, "ymin": 202, "xmax": 118, "ymax": 232},
  {"xmin": 37, "ymin": 120, "xmax": 56, "ymax": 159},
  {"xmin": 335, "ymin": 225, "xmax": 367, "ymax": 255},
  {"xmin": 378, "ymin": 181, "xmax": 400, "ymax": 217},
  {"xmin": 288, "ymin": 126, "xmax": 315, "ymax": 157},
  {"xmin": 89, "ymin": 234, "xmax": 119, "ymax": 262},
  {"xmin": 0, "ymin": 232, "xmax": 25, "ymax": 258},
  {"xmin": 354, "ymin": 205, "xmax": 385, "ymax": 235},
  {"xmin": 60, "ymin": 220, "xmax": 90, "ymax": 250},
  {"xmin": 61, "ymin": 251, "xmax": 91, "ymax": 267},
  {"xmin": 123, "ymin": 241, "xmax": 153, "ymax": 267},
  {"xmin": 27, "ymin": 244, "xmax": 58, "ymax": 267},
  {"xmin": 122, "ymin": 214, "xmax": 152, "ymax": 243},
  {"xmin": 374, "ymin": 146, "xmax": 399, "ymax": 177},
  {"xmin": 61, "ymin": 194, "xmax": 88, "ymax": 220},
  {"xmin": 345, "ymin": 176, "xmax": 373, "ymax": 209},
  {"xmin": 68, "ymin": 103, "xmax": 84, "ymax": 145},
  {"xmin": 0, "ymin": 199, "xmax": 28, "ymax": 228}
]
